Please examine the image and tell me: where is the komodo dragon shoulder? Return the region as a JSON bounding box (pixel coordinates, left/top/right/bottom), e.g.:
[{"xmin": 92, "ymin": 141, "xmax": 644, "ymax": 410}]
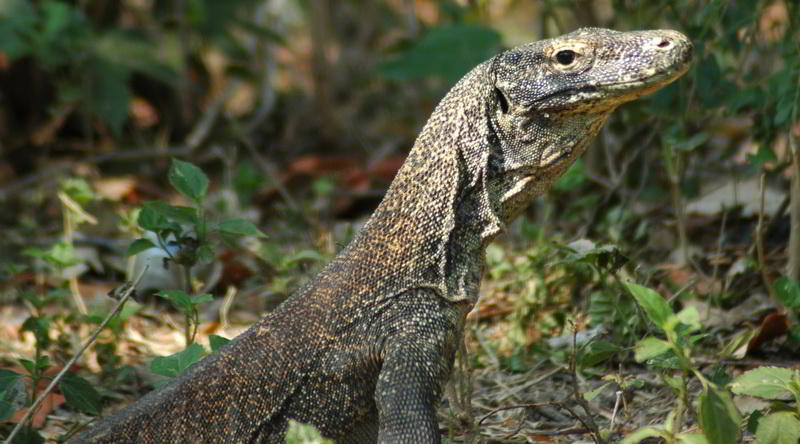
[{"xmin": 72, "ymin": 27, "xmax": 692, "ymax": 443}]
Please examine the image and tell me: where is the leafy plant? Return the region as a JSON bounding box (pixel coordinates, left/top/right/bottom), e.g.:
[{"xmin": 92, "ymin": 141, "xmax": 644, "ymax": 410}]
[
  {"xmin": 126, "ymin": 159, "xmax": 263, "ymax": 379},
  {"xmin": 128, "ymin": 159, "xmax": 266, "ymax": 345},
  {"xmin": 621, "ymin": 282, "xmax": 742, "ymax": 444}
]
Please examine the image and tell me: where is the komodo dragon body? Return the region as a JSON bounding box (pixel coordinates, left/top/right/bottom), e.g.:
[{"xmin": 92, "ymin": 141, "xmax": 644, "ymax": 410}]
[{"xmin": 74, "ymin": 28, "xmax": 692, "ymax": 443}]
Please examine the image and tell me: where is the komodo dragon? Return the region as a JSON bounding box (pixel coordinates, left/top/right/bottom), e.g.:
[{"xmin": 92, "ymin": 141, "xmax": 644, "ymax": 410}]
[{"xmin": 72, "ymin": 28, "xmax": 692, "ymax": 443}]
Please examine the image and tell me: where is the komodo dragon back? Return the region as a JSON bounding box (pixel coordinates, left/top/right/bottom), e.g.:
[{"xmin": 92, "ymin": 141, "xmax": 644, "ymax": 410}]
[{"xmin": 72, "ymin": 28, "xmax": 692, "ymax": 443}]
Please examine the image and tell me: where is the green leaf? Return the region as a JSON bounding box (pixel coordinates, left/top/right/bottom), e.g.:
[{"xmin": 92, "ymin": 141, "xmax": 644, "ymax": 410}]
[
  {"xmin": 583, "ymin": 382, "xmax": 612, "ymax": 402},
  {"xmin": 676, "ymin": 432, "xmax": 709, "ymax": 444},
  {"xmin": 150, "ymin": 343, "xmax": 207, "ymax": 378},
  {"xmin": 634, "ymin": 337, "xmax": 672, "ymax": 362},
  {"xmin": 209, "ymin": 334, "xmax": 230, "ymax": 352},
  {"xmin": 156, "ymin": 290, "xmax": 193, "ymax": 314},
  {"xmin": 216, "ymin": 219, "xmax": 267, "ymax": 238},
  {"xmin": 747, "ymin": 145, "xmax": 778, "ymax": 169},
  {"xmin": 59, "ymin": 371, "xmax": 101, "ymax": 415},
  {"xmin": 579, "ymin": 340, "xmax": 619, "ymax": 367},
  {"xmin": 192, "ymin": 293, "xmax": 213, "ymax": 304},
  {"xmin": 23, "ymin": 240, "xmax": 80, "ymax": 267},
  {"xmin": 697, "ymin": 385, "xmax": 741, "ymax": 444},
  {"xmin": 285, "ymin": 419, "xmax": 333, "ymax": 444},
  {"xmin": 774, "ymin": 276, "xmax": 800, "ymax": 310},
  {"xmin": 379, "ymin": 24, "xmax": 503, "ymax": 83},
  {"xmin": 730, "ymin": 366, "xmax": 796, "ymax": 399},
  {"xmin": 675, "ymin": 306, "xmax": 701, "ymax": 333},
  {"xmin": 624, "ymin": 281, "xmax": 673, "ymax": 330},
  {"xmin": 620, "ymin": 426, "xmax": 670, "ymax": 444},
  {"xmin": 673, "ymin": 132, "xmax": 710, "ymax": 152},
  {"xmin": 86, "ymin": 59, "xmax": 131, "ymax": 135},
  {"xmin": 312, "ymin": 177, "xmax": 335, "ymax": 196},
  {"xmin": 169, "ymin": 159, "xmax": 209, "ymax": 203},
  {"xmin": 22, "ymin": 316, "xmax": 52, "ymax": 349},
  {"xmin": 10, "ymin": 425, "xmax": 44, "ymax": 444},
  {"xmin": 553, "ymin": 159, "xmax": 586, "ymax": 191},
  {"xmin": 91, "ymin": 30, "xmax": 180, "ymax": 86},
  {"xmin": 0, "ymin": 369, "xmax": 24, "ymax": 422},
  {"xmin": 61, "ymin": 177, "xmax": 96, "ymax": 205},
  {"xmin": 196, "ymin": 244, "xmax": 215, "ymax": 264},
  {"xmin": 755, "ymin": 411, "xmax": 800, "ymax": 444},
  {"xmin": 127, "ymin": 238, "xmax": 157, "ymax": 256},
  {"xmin": 0, "ymin": 0, "xmax": 37, "ymax": 59},
  {"xmin": 142, "ymin": 201, "xmax": 198, "ymax": 226},
  {"xmin": 282, "ymin": 249, "xmax": 326, "ymax": 268}
]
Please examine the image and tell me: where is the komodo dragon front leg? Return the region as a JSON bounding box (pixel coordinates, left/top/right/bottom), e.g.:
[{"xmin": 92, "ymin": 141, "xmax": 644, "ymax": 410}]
[{"xmin": 71, "ymin": 28, "xmax": 692, "ymax": 443}]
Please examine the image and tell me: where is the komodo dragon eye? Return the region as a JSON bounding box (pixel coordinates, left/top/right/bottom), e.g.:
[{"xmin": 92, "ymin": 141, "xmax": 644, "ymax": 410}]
[{"xmin": 555, "ymin": 50, "xmax": 576, "ymax": 66}]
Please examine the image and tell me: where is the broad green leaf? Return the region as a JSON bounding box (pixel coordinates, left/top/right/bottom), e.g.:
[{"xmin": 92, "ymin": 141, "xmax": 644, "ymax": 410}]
[
  {"xmin": 755, "ymin": 411, "xmax": 800, "ymax": 444},
  {"xmin": 579, "ymin": 340, "xmax": 619, "ymax": 367},
  {"xmin": 379, "ymin": 24, "xmax": 503, "ymax": 83},
  {"xmin": 0, "ymin": 0, "xmax": 37, "ymax": 59},
  {"xmin": 22, "ymin": 316, "xmax": 52, "ymax": 349},
  {"xmin": 676, "ymin": 433, "xmax": 709, "ymax": 444},
  {"xmin": 730, "ymin": 366, "xmax": 796, "ymax": 399},
  {"xmin": 209, "ymin": 334, "xmax": 231, "ymax": 352},
  {"xmin": 61, "ymin": 177, "xmax": 96, "ymax": 205},
  {"xmin": 91, "ymin": 31, "xmax": 180, "ymax": 86},
  {"xmin": 142, "ymin": 201, "xmax": 198, "ymax": 226},
  {"xmin": 283, "ymin": 250, "xmax": 326, "ymax": 268},
  {"xmin": 634, "ymin": 337, "xmax": 672, "ymax": 362},
  {"xmin": 583, "ymin": 382, "xmax": 612, "ymax": 402},
  {"xmin": 137, "ymin": 205, "xmax": 170, "ymax": 231},
  {"xmin": 10, "ymin": 425, "xmax": 44, "ymax": 444},
  {"xmin": 59, "ymin": 371, "xmax": 101, "ymax": 414},
  {"xmin": 157, "ymin": 290, "xmax": 193, "ymax": 314},
  {"xmin": 150, "ymin": 343, "xmax": 207, "ymax": 378},
  {"xmin": 197, "ymin": 244, "xmax": 215, "ymax": 264},
  {"xmin": 192, "ymin": 293, "xmax": 214, "ymax": 304},
  {"xmin": 19, "ymin": 356, "xmax": 51, "ymax": 374},
  {"xmin": 774, "ymin": 276, "xmax": 800, "ymax": 310},
  {"xmin": 86, "ymin": 59, "xmax": 131, "ymax": 135},
  {"xmin": 285, "ymin": 419, "xmax": 333, "ymax": 444},
  {"xmin": 697, "ymin": 385, "xmax": 741, "ymax": 444},
  {"xmin": 718, "ymin": 328, "xmax": 757, "ymax": 360},
  {"xmin": 127, "ymin": 238, "xmax": 157, "ymax": 256},
  {"xmin": 554, "ymin": 159, "xmax": 586, "ymax": 191},
  {"xmin": 169, "ymin": 159, "xmax": 209, "ymax": 203},
  {"xmin": 0, "ymin": 369, "xmax": 24, "ymax": 421},
  {"xmin": 620, "ymin": 426, "xmax": 670, "ymax": 444},
  {"xmin": 624, "ymin": 281, "xmax": 673, "ymax": 330},
  {"xmin": 675, "ymin": 306, "xmax": 701, "ymax": 333},
  {"xmin": 216, "ymin": 219, "xmax": 267, "ymax": 238}
]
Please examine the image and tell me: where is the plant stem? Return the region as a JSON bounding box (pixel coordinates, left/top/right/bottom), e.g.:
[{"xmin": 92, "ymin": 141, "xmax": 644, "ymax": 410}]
[{"xmin": 4, "ymin": 267, "xmax": 148, "ymax": 444}]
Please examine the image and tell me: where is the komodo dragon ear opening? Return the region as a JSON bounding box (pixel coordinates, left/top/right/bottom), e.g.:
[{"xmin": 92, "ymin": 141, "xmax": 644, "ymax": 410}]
[{"xmin": 494, "ymin": 87, "xmax": 509, "ymax": 114}]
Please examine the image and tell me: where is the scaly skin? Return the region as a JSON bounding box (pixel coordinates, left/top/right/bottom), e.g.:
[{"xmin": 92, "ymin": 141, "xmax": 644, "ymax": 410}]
[{"xmin": 72, "ymin": 28, "xmax": 692, "ymax": 443}]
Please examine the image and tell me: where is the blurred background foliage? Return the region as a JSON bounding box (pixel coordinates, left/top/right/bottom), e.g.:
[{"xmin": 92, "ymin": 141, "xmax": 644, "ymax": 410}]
[
  {"xmin": 0, "ymin": 0, "xmax": 797, "ymax": 363},
  {"xmin": 1, "ymin": 0, "xmax": 799, "ymax": 441},
  {"xmin": 0, "ymin": 0, "xmax": 796, "ymax": 338}
]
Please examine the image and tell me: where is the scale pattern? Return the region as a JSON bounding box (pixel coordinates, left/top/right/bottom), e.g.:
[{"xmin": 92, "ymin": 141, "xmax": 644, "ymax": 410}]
[{"xmin": 72, "ymin": 28, "xmax": 692, "ymax": 443}]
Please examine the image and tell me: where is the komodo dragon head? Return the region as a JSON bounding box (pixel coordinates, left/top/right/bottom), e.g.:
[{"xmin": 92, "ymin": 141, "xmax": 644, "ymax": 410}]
[
  {"xmin": 368, "ymin": 28, "xmax": 692, "ymax": 303},
  {"xmin": 483, "ymin": 28, "xmax": 693, "ymax": 223}
]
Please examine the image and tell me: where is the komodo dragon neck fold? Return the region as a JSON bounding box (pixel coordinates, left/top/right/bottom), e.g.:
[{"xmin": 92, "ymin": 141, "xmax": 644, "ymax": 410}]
[{"xmin": 72, "ymin": 27, "xmax": 692, "ymax": 444}]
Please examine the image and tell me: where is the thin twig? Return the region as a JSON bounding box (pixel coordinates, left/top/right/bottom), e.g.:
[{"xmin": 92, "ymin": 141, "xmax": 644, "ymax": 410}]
[
  {"xmin": 755, "ymin": 172, "xmax": 776, "ymax": 304},
  {"xmin": 478, "ymin": 402, "xmax": 560, "ymax": 425},
  {"xmin": 228, "ymin": 116, "xmax": 299, "ymax": 212},
  {"xmin": 569, "ymin": 326, "xmax": 605, "ymax": 444},
  {"xmin": 3, "ymin": 267, "xmax": 148, "ymax": 444}
]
